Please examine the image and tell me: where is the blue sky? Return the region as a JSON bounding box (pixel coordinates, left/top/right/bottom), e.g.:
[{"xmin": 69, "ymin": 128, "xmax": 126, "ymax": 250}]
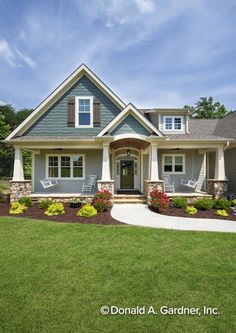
[{"xmin": 0, "ymin": 0, "xmax": 236, "ymax": 110}]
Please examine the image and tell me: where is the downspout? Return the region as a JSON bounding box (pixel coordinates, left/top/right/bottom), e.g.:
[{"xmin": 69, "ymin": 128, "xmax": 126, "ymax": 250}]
[{"xmin": 224, "ymin": 140, "xmax": 229, "ymax": 151}]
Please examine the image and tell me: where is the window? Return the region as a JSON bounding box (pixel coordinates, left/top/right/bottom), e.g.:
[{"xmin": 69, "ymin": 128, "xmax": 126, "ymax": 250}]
[
  {"xmin": 48, "ymin": 156, "xmax": 59, "ymax": 177},
  {"xmin": 163, "ymin": 154, "xmax": 185, "ymax": 174},
  {"xmin": 75, "ymin": 96, "xmax": 93, "ymax": 127},
  {"xmin": 163, "ymin": 116, "xmax": 183, "ymax": 131},
  {"xmin": 47, "ymin": 155, "xmax": 84, "ymax": 179}
]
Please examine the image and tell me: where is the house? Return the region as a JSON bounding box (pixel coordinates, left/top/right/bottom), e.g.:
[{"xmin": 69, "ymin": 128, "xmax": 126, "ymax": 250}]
[{"xmin": 4, "ymin": 64, "xmax": 236, "ymax": 202}]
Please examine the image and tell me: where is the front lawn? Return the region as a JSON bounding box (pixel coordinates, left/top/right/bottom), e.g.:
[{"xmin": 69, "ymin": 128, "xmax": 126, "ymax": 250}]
[{"xmin": 0, "ymin": 217, "xmax": 235, "ymax": 333}]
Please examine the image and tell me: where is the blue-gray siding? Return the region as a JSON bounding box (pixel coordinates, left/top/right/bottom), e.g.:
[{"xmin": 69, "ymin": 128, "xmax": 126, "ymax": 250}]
[
  {"xmin": 225, "ymin": 148, "xmax": 236, "ymax": 194},
  {"xmin": 33, "ymin": 150, "xmax": 102, "ymax": 193},
  {"xmin": 158, "ymin": 150, "xmax": 206, "ymax": 192},
  {"xmin": 25, "ymin": 76, "xmax": 121, "ymax": 136},
  {"xmin": 110, "ymin": 115, "xmax": 150, "ymax": 136}
]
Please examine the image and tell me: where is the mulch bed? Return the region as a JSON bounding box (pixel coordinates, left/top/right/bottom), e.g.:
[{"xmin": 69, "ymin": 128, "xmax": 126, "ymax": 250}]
[
  {"xmin": 149, "ymin": 206, "xmax": 236, "ymax": 221},
  {"xmin": 0, "ymin": 203, "xmax": 124, "ymax": 225}
]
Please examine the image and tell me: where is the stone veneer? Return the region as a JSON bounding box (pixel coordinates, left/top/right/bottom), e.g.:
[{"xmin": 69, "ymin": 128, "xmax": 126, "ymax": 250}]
[
  {"xmin": 144, "ymin": 180, "xmax": 163, "ymax": 204},
  {"xmin": 207, "ymin": 179, "xmax": 228, "ymax": 199},
  {"xmin": 10, "ymin": 180, "xmax": 32, "ymax": 203},
  {"xmin": 97, "ymin": 180, "xmax": 115, "ymax": 195}
]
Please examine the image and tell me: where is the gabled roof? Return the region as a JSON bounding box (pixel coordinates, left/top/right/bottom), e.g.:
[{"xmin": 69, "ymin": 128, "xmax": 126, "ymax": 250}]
[
  {"xmin": 6, "ymin": 64, "xmax": 126, "ymax": 141},
  {"xmin": 97, "ymin": 103, "xmax": 164, "ymax": 137}
]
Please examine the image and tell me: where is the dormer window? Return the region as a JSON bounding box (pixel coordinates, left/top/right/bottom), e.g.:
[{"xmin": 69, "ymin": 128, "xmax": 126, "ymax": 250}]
[
  {"xmin": 163, "ymin": 116, "xmax": 183, "ymax": 131},
  {"xmin": 75, "ymin": 96, "xmax": 93, "ymax": 128}
]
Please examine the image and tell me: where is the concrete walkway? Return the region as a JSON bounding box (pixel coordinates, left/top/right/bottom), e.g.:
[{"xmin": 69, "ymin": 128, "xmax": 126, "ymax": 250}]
[{"xmin": 111, "ymin": 204, "xmax": 236, "ymax": 233}]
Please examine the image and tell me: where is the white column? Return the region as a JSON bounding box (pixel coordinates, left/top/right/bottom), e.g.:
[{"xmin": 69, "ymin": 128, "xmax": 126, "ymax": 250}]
[
  {"xmin": 214, "ymin": 147, "xmax": 226, "ymax": 180},
  {"xmin": 101, "ymin": 143, "xmax": 111, "ymax": 180},
  {"xmin": 13, "ymin": 147, "xmax": 24, "ymax": 181},
  {"xmin": 150, "ymin": 143, "xmax": 159, "ymax": 181}
]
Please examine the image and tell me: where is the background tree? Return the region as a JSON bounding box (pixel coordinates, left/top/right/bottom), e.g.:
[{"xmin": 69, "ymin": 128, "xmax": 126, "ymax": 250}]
[
  {"xmin": 184, "ymin": 97, "xmax": 229, "ymax": 119},
  {"xmin": 0, "ymin": 105, "xmax": 33, "ymax": 178}
]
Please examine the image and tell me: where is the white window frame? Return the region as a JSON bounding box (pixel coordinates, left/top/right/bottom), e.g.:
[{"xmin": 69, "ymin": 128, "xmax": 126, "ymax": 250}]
[
  {"xmin": 163, "ymin": 116, "xmax": 183, "ymax": 131},
  {"xmin": 46, "ymin": 154, "xmax": 85, "ymax": 180},
  {"xmin": 75, "ymin": 96, "xmax": 93, "ymax": 128},
  {"xmin": 162, "ymin": 154, "xmax": 185, "ymax": 174}
]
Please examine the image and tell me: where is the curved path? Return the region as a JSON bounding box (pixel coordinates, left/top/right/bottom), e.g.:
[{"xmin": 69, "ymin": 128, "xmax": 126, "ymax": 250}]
[{"xmin": 111, "ymin": 204, "xmax": 236, "ymax": 233}]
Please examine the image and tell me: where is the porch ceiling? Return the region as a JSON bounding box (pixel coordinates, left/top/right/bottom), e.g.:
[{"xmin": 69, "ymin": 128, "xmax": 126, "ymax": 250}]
[{"xmin": 110, "ymin": 138, "xmax": 150, "ymax": 150}]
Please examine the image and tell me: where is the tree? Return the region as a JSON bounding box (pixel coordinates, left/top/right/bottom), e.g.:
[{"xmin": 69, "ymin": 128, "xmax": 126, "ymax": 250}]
[
  {"xmin": 184, "ymin": 97, "xmax": 228, "ymax": 119},
  {"xmin": 0, "ymin": 106, "xmax": 33, "ymax": 178}
]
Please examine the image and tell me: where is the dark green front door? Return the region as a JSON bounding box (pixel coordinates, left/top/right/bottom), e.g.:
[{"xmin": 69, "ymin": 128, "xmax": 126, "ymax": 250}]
[{"xmin": 120, "ymin": 160, "xmax": 134, "ymax": 189}]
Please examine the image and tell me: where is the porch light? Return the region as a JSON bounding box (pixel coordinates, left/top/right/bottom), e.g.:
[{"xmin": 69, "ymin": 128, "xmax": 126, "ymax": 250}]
[{"xmin": 127, "ymin": 140, "xmax": 130, "ymax": 157}]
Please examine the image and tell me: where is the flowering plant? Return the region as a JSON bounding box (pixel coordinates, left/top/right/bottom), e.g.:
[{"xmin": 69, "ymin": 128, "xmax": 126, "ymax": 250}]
[
  {"xmin": 149, "ymin": 190, "xmax": 169, "ymax": 212},
  {"xmin": 93, "ymin": 189, "xmax": 113, "ymax": 212}
]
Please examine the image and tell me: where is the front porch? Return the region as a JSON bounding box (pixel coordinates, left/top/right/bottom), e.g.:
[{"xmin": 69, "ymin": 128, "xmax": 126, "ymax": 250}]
[{"xmin": 10, "ymin": 138, "xmax": 229, "ymax": 202}]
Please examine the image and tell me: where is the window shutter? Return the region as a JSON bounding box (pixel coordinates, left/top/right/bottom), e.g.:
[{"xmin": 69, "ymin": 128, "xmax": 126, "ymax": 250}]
[
  {"xmin": 67, "ymin": 97, "xmax": 75, "ymax": 127},
  {"xmin": 93, "ymin": 97, "xmax": 100, "ymax": 127}
]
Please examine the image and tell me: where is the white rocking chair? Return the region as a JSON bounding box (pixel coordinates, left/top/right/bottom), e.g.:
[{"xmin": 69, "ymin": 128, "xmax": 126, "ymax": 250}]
[
  {"xmin": 82, "ymin": 174, "xmax": 97, "ymax": 193},
  {"xmin": 181, "ymin": 177, "xmax": 198, "ymax": 189},
  {"xmin": 163, "ymin": 175, "xmax": 175, "ymax": 193},
  {"xmin": 40, "ymin": 179, "xmax": 58, "ymax": 189}
]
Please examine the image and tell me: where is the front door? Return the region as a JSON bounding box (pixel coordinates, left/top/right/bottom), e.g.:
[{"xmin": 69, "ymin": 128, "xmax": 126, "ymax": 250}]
[{"xmin": 120, "ymin": 160, "xmax": 134, "ymax": 189}]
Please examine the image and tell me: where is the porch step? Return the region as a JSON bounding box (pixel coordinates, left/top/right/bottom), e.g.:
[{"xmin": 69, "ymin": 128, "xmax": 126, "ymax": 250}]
[{"xmin": 113, "ymin": 194, "xmax": 146, "ymax": 204}]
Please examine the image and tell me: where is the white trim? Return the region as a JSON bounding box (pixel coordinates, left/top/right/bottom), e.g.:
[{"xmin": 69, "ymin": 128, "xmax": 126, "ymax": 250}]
[
  {"xmin": 163, "ymin": 115, "xmax": 184, "ymax": 131},
  {"xmin": 203, "ymin": 152, "xmax": 207, "ymax": 191},
  {"xmin": 32, "ymin": 152, "xmax": 35, "ymax": 192},
  {"xmin": 46, "ymin": 153, "xmax": 85, "ymax": 180},
  {"xmin": 98, "ymin": 103, "xmax": 164, "ymax": 137},
  {"xmin": 162, "ymin": 153, "xmax": 186, "ymax": 174},
  {"xmin": 140, "ymin": 149, "xmax": 144, "ymax": 192},
  {"xmin": 6, "ymin": 64, "xmax": 126, "ymax": 140},
  {"xmin": 75, "ymin": 96, "xmax": 93, "ymax": 128}
]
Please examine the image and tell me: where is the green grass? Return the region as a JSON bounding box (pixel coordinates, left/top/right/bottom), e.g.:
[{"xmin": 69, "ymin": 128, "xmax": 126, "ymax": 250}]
[
  {"xmin": 0, "ymin": 179, "xmax": 10, "ymax": 194},
  {"xmin": 0, "ymin": 217, "xmax": 235, "ymax": 333}
]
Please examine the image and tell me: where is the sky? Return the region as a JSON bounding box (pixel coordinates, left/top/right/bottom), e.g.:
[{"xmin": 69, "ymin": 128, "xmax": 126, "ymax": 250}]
[{"xmin": 0, "ymin": 0, "xmax": 236, "ymax": 111}]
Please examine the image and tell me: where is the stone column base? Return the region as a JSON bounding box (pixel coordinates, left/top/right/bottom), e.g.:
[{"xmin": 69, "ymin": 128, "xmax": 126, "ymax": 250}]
[
  {"xmin": 207, "ymin": 179, "xmax": 228, "ymax": 199},
  {"xmin": 97, "ymin": 180, "xmax": 115, "ymax": 195},
  {"xmin": 10, "ymin": 180, "xmax": 32, "ymax": 203},
  {"xmin": 144, "ymin": 180, "xmax": 163, "ymax": 204}
]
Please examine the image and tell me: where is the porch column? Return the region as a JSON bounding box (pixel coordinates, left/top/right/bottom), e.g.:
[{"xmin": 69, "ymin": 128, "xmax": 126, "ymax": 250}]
[
  {"xmin": 150, "ymin": 143, "xmax": 159, "ymax": 180},
  {"xmin": 12, "ymin": 147, "xmax": 24, "ymax": 181},
  {"xmin": 101, "ymin": 143, "xmax": 111, "ymax": 180},
  {"xmin": 214, "ymin": 147, "xmax": 226, "ymax": 180}
]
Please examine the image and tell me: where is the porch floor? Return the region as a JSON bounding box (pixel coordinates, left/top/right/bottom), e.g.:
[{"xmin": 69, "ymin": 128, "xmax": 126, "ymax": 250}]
[
  {"xmin": 165, "ymin": 192, "xmax": 212, "ymax": 198},
  {"xmin": 30, "ymin": 193, "xmax": 94, "ymax": 198}
]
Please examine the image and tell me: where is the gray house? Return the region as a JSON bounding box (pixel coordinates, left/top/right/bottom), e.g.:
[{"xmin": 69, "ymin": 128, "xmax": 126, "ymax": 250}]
[{"xmin": 4, "ymin": 64, "xmax": 236, "ymax": 202}]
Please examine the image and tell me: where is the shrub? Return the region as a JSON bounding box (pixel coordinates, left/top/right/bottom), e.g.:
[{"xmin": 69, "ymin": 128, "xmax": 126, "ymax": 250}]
[
  {"xmin": 44, "ymin": 202, "xmax": 65, "ymax": 216},
  {"xmin": 94, "ymin": 189, "xmax": 113, "ymax": 200},
  {"xmin": 18, "ymin": 196, "xmax": 32, "ymax": 207},
  {"xmin": 231, "ymin": 199, "xmax": 236, "ymax": 207},
  {"xmin": 76, "ymin": 203, "xmax": 97, "ymax": 218},
  {"xmin": 149, "ymin": 190, "xmax": 170, "ymax": 212},
  {"xmin": 193, "ymin": 198, "xmax": 214, "ymax": 210},
  {"xmin": 185, "ymin": 206, "xmax": 198, "ymax": 215},
  {"xmin": 215, "ymin": 209, "xmax": 229, "ymax": 217},
  {"xmin": 9, "ymin": 201, "xmax": 28, "ymax": 215},
  {"xmin": 69, "ymin": 198, "xmax": 82, "ymax": 208},
  {"xmin": 213, "ymin": 199, "xmax": 231, "ymax": 210},
  {"xmin": 39, "ymin": 198, "xmax": 53, "ymax": 209},
  {"xmin": 93, "ymin": 190, "xmax": 113, "ymax": 212},
  {"xmin": 93, "ymin": 198, "xmax": 112, "ymax": 212},
  {"xmin": 171, "ymin": 197, "xmax": 188, "ymax": 209}
]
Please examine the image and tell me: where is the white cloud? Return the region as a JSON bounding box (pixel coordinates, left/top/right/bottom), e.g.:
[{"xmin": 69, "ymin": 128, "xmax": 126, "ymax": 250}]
[
  {"xmin": 16, "ymin": 49, "xmax": 36, "ymax": 69},
  {"xmin": 0, "ymin": 38, "xmax": 16, "ymax": 67},
  {"xmin": 0, "ymin": 38, "xmax": 36, "ymax": 69},
  {"xmin": 0, "ymin": 100, "xmax": 7, "ymax": 105},
  {"xmin": 134, "ymin": 0, "xmax": 155, "ymax": 13},
  {"xmin": 19, "ymin": 30, "xmax": 26, "ymax": 40}
]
